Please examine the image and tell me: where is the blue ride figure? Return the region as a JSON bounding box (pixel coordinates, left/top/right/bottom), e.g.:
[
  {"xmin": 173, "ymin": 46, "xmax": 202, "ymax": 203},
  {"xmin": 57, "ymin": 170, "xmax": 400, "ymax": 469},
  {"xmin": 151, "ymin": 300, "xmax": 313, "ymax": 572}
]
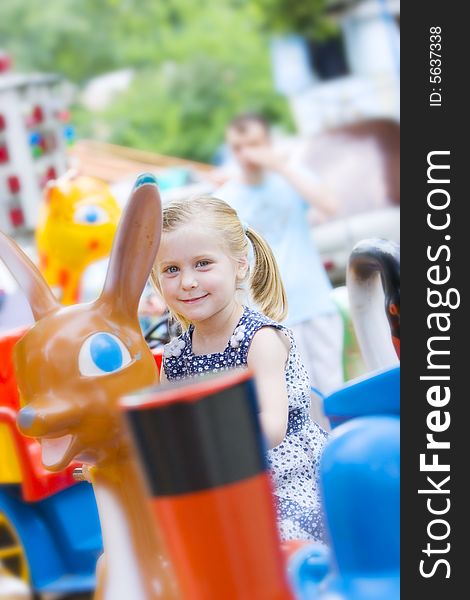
[{"xmin": 289, "ymin": 239, "xmax": 400, "ymax": 599}]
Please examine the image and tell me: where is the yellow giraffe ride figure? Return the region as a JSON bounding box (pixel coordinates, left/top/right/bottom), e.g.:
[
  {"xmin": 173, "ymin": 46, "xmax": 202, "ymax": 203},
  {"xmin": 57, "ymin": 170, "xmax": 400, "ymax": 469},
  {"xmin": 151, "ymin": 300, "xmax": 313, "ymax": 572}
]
[{"xmin": 36, "ymin": 173, "xmax": 121, "ymax": 305}]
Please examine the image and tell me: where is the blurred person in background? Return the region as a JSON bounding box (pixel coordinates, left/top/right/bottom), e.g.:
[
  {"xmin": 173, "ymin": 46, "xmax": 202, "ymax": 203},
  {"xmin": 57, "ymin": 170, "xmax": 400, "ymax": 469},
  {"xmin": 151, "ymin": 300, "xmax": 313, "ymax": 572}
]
[{"xmin": 216, "ymin": 113, "xmax": 343, "ymax": 427}]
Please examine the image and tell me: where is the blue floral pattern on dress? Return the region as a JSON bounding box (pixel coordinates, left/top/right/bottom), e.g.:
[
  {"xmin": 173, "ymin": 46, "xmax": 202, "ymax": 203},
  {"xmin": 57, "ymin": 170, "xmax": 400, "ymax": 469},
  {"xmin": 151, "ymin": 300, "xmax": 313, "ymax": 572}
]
[{"xmin": 163, "ymin": 306, "xmax": 328, "ymax": 542}]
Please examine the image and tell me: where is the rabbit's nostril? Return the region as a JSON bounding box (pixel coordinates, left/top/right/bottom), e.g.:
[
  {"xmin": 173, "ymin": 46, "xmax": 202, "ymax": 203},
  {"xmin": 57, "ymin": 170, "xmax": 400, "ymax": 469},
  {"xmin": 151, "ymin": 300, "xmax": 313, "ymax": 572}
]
[{"xmin": 17, "ymin": 406, "xmax": 36, "ymax": 430}]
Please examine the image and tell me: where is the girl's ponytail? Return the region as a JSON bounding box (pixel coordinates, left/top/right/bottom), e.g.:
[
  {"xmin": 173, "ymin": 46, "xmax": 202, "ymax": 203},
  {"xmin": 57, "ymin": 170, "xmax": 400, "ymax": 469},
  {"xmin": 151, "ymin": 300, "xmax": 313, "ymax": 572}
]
[{"xmin": 245, "ymin": 227, "xmax": 288, "ymax": 322}]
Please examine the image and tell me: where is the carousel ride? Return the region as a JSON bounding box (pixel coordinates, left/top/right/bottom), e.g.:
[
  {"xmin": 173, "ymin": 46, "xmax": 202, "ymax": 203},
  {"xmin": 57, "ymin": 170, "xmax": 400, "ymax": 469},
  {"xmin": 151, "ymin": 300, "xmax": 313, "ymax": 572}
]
[{"xmin": 0, "ymin": 174, "xmax": 400, "ymax": 599}]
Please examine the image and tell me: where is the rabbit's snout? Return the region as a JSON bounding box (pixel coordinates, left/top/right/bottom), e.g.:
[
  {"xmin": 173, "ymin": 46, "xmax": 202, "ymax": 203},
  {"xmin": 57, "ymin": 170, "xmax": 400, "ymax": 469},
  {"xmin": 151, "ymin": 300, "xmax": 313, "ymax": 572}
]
[
  {"xmin": 17, "ymin": 405, "xmax": 37, "ymax": 431},
  {"xmin": 17, "ymin": 401, "xmax": 77, "ymax": 437}
]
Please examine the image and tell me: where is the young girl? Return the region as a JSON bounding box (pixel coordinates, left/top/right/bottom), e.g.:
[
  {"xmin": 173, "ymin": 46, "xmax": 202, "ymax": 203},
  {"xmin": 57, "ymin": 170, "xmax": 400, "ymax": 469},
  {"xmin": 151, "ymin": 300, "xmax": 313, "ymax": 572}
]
[{"xmin": 151, "ymin": 196, "xmax": 328, "ymax": 542}]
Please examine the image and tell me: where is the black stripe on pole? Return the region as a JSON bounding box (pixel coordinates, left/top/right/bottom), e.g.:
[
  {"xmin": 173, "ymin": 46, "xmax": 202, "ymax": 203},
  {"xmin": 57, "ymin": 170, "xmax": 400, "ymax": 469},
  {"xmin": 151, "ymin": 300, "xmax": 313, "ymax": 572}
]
[{"xmin": 125, "ymin": 375, "xmax": 267, "ymax": 496}]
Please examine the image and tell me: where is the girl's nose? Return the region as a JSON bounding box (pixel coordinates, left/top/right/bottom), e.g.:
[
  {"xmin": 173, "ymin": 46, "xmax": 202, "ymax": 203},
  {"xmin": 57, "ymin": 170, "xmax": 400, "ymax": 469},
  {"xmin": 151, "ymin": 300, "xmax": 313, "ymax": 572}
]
[{"xmin": 181, "ymin": 275, "xmax": 198, "ymax": 290}]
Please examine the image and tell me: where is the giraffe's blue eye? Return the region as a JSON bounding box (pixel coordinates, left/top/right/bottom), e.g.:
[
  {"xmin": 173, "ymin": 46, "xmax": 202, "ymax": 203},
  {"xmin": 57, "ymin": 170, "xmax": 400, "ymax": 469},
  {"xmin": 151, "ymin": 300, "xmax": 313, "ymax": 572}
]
[
  {"xmin": 74, "ymin": 204, "xmax": 109, "ymax": 225},
  {"xmin": 79, "ymin": 333, "xmax": 132, "ymax": 377}
]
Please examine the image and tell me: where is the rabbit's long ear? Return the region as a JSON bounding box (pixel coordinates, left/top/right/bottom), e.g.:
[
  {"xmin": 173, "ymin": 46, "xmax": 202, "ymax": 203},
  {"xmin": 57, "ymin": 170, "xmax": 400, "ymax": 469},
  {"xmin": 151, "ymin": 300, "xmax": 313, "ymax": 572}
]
[
  {"xmin": 0, "ymin": 232, "xmax": 59, "ymax": 320},
  {"xmin": 100, "ymin": 174, "xmax": 162, "ymax": 317}
]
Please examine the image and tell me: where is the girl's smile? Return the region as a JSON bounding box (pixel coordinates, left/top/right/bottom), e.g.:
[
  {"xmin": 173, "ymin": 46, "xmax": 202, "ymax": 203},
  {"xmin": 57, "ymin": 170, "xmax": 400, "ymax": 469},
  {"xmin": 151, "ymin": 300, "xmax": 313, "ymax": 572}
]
[{"xmin": 179, "ymin": 293, "xmax": 209, "ymax": 304}]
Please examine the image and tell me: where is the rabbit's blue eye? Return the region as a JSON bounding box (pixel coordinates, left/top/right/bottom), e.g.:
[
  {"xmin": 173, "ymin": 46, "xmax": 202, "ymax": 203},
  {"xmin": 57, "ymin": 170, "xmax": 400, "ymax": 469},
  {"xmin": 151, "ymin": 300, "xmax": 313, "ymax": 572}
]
[
  {"xmin": 91, "ymin": 333, "xmax": 122, "ymax": 371},
  {"xmin": 79, "ymin": 332, "xmax": 132, "ymax": 377}
]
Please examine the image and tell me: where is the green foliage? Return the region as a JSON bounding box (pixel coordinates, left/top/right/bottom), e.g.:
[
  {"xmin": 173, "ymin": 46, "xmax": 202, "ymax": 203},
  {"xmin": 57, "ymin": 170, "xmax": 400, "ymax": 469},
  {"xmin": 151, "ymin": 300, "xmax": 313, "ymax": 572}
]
[
  {"xmin": 0, "ymin": 0, "xmax": 294, "ymax": 161},
  {"xmin": 250, "ymin": 0, "xmax": 338, "ymax": 40},
  {"xmin": 93, "ymin": 58, "xmax": 292, "ymax": 162},
  {"xmin": 0, "ymin": 0, "xmax": 185, "ymax": 82}
]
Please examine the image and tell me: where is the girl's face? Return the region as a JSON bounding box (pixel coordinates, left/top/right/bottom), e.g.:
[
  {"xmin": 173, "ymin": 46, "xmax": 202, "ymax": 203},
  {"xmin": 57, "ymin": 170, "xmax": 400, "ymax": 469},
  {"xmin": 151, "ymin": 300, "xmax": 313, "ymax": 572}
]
[{"xmin": 156, "ymin": 224, "xmax": 247, "ymax": 325}]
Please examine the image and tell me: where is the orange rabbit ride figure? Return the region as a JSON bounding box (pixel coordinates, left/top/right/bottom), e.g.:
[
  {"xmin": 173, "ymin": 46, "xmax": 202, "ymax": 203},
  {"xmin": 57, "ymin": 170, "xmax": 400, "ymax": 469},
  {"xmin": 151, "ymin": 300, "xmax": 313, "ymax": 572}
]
[
  {"xmin": 0, "ymin": 174, "xmax": 178, "ymax": 600},
  {"xmin": 35, "ymin": 173, "xmax": 121, "ymax": 305}
]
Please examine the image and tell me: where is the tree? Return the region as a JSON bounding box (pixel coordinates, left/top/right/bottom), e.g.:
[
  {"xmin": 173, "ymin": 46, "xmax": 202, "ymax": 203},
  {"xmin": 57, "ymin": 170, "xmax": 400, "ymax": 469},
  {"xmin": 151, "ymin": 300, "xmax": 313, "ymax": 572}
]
[
  {"xmin": 91, "ymin": 56, "xmax": 290, "ymax": 162},
  {"xmin": 250, "ymin": 0, "xmax": 338, "ymax": 40},
  {"xmin": 0, "ymin": 0, "xmax": 293, "ymax": 161}
]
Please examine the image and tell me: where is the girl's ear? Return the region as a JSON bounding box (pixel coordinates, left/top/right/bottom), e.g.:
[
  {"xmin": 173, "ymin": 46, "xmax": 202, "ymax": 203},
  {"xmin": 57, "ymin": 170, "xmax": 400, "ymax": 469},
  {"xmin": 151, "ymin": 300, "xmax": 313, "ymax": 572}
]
[
  {"xmin": 236, "ymin": 257, "xmax": 249, "ymax": 282},
  {"xmin": 99, "ymin": 174, "xmax": 162, "ymax": 318},
  {"xmin": 0, "ymin": 232, "xmax": 59, "ymax": 320}
]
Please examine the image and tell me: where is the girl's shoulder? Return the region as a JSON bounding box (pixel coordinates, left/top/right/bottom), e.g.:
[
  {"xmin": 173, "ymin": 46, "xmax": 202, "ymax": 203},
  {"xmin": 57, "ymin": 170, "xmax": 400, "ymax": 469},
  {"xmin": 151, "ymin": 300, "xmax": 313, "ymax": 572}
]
[
  {"xmin": 241, "ymin": 306, "xmax": 290, "ymax": 336},
  {"xmin": 237, "ymin": 306, "xmax": 293, "ymax": 355}
]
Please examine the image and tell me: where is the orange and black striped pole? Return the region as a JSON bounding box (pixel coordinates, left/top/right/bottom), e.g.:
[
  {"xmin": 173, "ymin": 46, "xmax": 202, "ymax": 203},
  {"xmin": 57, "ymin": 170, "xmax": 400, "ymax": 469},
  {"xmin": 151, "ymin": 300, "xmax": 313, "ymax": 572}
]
[{"xmin": 122, "ymin": 370, "xmax": 293, "ymax": 600}]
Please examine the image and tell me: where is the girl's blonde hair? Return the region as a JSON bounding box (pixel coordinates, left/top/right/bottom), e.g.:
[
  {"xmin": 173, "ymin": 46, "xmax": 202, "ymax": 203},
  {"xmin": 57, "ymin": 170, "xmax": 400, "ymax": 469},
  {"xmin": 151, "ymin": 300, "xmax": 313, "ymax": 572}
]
[{"xmin": 150, "ymin": 196, "xmax": 287, "ymax": 329}]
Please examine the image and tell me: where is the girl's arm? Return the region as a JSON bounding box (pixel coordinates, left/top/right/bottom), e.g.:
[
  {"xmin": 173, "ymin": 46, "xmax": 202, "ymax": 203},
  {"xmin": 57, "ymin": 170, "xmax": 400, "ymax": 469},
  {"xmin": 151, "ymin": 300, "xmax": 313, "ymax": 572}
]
[{"xmin": 247, "ymin": 327, "xmax": 290, "ymax": 449}]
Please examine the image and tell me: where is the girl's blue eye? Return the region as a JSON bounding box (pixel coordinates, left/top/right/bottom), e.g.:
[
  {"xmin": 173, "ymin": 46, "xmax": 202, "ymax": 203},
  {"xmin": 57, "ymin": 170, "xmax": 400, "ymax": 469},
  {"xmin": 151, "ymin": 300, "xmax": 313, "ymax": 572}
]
[
  {"xmin": 196, "ymin": 260, "xmax": 210, "ymax": 267},
  {"xmin": 79, "ymin": 332, "xmax": 132, "ymax": 377},
  {"xmin": 166, "ymin": 266, "xmax": 178, "ymax": 274}
]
